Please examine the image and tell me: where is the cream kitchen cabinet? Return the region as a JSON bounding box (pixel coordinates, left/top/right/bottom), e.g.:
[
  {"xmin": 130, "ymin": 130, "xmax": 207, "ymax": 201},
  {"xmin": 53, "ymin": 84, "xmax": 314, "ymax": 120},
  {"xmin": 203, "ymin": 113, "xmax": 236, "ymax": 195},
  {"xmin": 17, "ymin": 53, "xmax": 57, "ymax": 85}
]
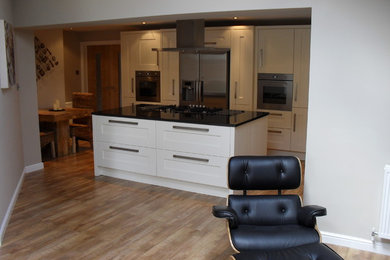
[
  {"xmin": 256, "ymin": 28, "xmax": 294, "ymax": 74},
  {"xmin": 230, "ymin": 27, "xmax": 254, "ymax": 111},
  {"xmin": 160, "ymin": 30, "xmax": 179, "ymax": 104},
  {"xmin": 120, "ymin": 31, "xmax": 161, "ymax": 106},
  {"xmin": 290, "ymin": 107, "xmax": 308, "ymax": 153},
  {"xmin": 293, "ymin": 29, "xmax": 310, "ymax": 108},
  {"xmin": 204, "ymin": 28, "xmax": 231, "ymax": 48}
]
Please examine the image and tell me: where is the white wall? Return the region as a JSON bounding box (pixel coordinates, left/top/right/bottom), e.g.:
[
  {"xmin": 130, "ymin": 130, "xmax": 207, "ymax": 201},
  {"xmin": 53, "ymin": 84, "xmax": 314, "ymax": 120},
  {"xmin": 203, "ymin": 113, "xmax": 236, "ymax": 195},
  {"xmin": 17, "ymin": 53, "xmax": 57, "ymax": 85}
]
[
  {"xmin": 35, "ymin": 29, "xmax": 66, "ymax": 109},
  {"xmin": 0, "ymin": 0, "xmax": 26, "ymax": 245},
  {"xmin": 306, "ymin": 0, "xmax": 390, "ymax": 239},
  {"xmin": 8, "ymin": 0, "xmax": 390, "ymax": 248}
]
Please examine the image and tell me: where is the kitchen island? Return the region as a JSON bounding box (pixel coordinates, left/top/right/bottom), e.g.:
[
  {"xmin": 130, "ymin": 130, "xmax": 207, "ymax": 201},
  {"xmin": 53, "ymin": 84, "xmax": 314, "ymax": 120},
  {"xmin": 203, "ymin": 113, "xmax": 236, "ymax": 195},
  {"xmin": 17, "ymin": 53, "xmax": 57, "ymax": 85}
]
[{"xmin": 92, "ymin": 105, "xmax": 269, "ymax": 197}]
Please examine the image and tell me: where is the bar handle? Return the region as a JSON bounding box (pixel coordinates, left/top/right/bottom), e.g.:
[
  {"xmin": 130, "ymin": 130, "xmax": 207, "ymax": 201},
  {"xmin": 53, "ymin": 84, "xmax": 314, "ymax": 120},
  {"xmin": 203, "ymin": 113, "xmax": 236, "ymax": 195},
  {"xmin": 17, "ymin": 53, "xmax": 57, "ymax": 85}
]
[
  {"xmin": 259, "ymin": 49, "xmax": 264, "ymax": 68},
  {"xmin": 268, "ymin": 130, "xmax": 282, "ymax": 134},
  {"xmin": 109, "ymin": 146, "xmax": 139, "ymax": 153},
  {"xmin": 108, "ymin": 119, "xmax": 138, "ymax": 125},
  {"xmin": 131, "ymin": 78, "xmax": 134, "ymax": 94},
  {"xmin": 173, "ymin": 154, "xmax": 209, "ymax": 163},
  {"xmin": 156, "ymin": 50, "xmax": 159, "ymax": 66},
  {"xmin": 293, "ymin": 113, "xmax": 297, "ymax": 132},
  {"xmin": 172, "ymin": 125, "xmax": 209, "ymax": 132},
  {"xmin": 172, "ymin": 79, "xmax": 175, "ymax": 96},
  {"xmin": 234, "ymin": 81, "xmax": 238, "ymax": 99},
  {"xmin": 294, "ymin": 83, "xmax": 298, "ymax": 102},
  {"xmin": 270, "ymin": 113, "xmax": 283, "ymax": 116}
]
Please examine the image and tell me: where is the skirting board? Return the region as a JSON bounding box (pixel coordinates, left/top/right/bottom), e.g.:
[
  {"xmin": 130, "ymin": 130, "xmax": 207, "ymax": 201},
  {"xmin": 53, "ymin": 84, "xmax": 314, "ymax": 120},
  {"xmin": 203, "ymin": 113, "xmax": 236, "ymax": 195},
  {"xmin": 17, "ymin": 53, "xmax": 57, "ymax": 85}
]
[
  {"xmin": 322, "ymin": 231, "xmax": 390, "ymax": 256},
  {"xmin": 0, "ymin": 162, "xmax": 43, "ymax": 245}
]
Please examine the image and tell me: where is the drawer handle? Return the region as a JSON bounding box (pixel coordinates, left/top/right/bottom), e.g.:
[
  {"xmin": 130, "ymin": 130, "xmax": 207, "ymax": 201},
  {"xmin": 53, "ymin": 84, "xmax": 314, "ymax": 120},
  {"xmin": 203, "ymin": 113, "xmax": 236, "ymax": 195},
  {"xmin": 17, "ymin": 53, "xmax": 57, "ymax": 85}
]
[
  {"xmin": 173, "ymin": 154, "xmax": 209, "ymax": 163},
  {"xmin": 109, "ymin": 146, "xmax": 139, "ymax": 153},
  {"xmin": 268, "ymin": 130, "xmax": 282, "ymax": 134},
  {"xmin": 172, "ymin": 125, "xmax": 209, "ymax": 132},
  {"xmin": 270, "ymin": 113, "xmax": 283, "ymax": 116},
  {"xmin": 108, "ymin": 119, "xmax": 138, "ymax": 125}
]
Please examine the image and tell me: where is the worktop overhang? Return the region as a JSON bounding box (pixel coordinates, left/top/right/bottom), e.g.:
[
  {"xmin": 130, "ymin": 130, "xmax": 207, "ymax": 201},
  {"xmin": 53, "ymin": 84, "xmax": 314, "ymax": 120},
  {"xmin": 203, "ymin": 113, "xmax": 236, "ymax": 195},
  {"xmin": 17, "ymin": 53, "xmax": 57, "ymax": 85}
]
[{"xmin": 93, "ymin": 106, "xmax": 269, "ymax": 127}]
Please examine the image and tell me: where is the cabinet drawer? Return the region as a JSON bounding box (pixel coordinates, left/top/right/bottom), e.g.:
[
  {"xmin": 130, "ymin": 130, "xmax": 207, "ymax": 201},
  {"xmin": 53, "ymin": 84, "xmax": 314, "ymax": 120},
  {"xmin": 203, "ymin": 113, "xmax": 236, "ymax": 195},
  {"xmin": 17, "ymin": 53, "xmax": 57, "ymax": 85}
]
[
  {"xmin": 156, "ymin": 149, "xmax": 228, "ymax": 187},
  {"xmin": 260, "ymin": 110, "xmax": 291, "ymax": 129},
  {"xmin": 94, "ymin": 141, "xmax": 156, "ymax": 176},
  {"xmin": 93, "ymin": 115, "xmax": 156, "ymax": 148},
  {"xmin": 156, "ymin": 121, "xmax": 231, "ymax": 157},
  {"xmin": 267, "ymin": 128, "xmax": 291, "ymax": 150}
]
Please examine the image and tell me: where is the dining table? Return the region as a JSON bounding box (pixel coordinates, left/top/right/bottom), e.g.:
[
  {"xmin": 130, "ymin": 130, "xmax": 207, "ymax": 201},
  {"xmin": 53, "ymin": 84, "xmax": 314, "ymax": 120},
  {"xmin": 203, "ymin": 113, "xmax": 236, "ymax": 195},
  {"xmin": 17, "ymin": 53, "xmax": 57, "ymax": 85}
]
[{"xmin": 39, "ymin": 108, "xmax": 93, "ymax": 156}]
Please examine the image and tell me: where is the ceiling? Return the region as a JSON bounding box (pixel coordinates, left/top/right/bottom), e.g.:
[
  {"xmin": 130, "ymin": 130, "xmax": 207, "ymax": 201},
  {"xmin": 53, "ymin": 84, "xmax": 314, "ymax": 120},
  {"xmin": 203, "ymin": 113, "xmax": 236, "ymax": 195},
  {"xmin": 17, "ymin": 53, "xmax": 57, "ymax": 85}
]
[{"xmin": 63, "ymin": 8, "xmax": 311, "ymax": 32}]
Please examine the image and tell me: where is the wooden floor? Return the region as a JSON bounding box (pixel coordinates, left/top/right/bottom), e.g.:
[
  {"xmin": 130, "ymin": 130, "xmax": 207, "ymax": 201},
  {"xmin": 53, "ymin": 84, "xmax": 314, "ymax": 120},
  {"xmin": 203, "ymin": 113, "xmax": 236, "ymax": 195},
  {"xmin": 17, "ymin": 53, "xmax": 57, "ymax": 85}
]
[{"xmin": 0, "ymin": 145, "xmax": 389, "ymax": 259}]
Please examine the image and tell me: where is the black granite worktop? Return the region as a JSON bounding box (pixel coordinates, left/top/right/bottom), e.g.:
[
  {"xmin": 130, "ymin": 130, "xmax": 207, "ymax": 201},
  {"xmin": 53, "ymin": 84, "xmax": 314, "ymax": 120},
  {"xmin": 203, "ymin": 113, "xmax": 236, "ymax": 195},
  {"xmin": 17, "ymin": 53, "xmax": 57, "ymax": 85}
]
[{"xmin": 93, "ymin": 105, "xmax": 269, "ymax": 127}]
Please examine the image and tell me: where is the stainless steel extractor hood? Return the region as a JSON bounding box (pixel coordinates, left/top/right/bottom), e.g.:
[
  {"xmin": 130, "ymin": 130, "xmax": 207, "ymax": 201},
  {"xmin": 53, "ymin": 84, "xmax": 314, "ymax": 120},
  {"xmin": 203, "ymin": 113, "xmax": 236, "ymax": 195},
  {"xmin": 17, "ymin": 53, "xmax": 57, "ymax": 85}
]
[{"xmin": 152, "ymin": 19, "xmax": 230, "ymax": 54}]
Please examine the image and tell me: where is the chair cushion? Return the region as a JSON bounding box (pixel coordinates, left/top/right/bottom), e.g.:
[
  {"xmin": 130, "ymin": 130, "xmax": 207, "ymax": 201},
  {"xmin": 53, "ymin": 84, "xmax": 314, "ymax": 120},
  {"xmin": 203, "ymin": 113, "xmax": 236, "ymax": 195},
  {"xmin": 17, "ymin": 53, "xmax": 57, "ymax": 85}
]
[
  {"xmin": 233, "ymin": 243, "xmax": 343, "ymax": 260},
  {"xmin": 229, "ymin": 195, "xmax": 301, "ymax": 226},
  {"xmin": 228, "ymin": 156, "xmax": 301, "ymax": 190},
  {"xmin": 231, "ymin": 224, "xmax": 320, "ymax": 251}
]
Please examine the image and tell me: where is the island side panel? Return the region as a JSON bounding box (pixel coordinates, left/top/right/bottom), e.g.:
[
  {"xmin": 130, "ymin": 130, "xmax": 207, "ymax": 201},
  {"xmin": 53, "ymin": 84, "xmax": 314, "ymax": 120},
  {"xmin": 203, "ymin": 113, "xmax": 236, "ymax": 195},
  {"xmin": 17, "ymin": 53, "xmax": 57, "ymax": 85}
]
[{"xmin": 233, "ymin": 116, "xmax": 268, "ymax": 156}]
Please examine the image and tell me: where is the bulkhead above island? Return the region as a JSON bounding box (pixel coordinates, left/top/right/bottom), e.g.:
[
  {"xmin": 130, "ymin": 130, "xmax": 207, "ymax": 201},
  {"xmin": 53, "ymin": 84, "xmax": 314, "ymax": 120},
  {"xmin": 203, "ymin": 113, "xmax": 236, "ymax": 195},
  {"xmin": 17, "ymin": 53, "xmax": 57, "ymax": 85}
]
[{"xmin": 92, "ymin": 105, "xmax": 269, "ymax": 197}]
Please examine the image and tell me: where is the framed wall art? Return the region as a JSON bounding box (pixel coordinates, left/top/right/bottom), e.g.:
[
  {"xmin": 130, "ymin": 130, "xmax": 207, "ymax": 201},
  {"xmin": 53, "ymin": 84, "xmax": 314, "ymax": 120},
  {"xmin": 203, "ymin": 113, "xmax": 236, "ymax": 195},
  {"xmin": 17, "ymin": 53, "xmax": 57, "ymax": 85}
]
[{"xmin": 0, "ymin": 20, "xmax": 16, "ymax": 89}]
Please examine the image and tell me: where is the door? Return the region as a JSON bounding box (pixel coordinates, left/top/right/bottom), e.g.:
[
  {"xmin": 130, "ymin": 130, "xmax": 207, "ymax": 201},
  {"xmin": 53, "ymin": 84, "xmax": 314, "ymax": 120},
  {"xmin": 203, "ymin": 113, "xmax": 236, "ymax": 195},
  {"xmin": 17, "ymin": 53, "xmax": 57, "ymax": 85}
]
[
  {"xmin": 199, "ymin": 53, "xmax": 229, "ymax": 108},
  {"xmin": 87, "ymin": 45, "xmax": 121, "ymax": 111}
]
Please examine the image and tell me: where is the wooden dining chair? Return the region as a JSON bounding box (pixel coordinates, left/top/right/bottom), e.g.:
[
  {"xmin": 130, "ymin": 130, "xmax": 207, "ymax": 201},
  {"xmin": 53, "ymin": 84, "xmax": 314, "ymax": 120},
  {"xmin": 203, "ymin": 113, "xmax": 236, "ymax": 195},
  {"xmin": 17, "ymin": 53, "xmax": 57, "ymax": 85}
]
[
  {"xmin": 40, "ymin": 131, "xmax": 56, "ymax": 159},
  {"xmin": 70, "ymin": 92, "xmax": 95, "ymax": 153}
]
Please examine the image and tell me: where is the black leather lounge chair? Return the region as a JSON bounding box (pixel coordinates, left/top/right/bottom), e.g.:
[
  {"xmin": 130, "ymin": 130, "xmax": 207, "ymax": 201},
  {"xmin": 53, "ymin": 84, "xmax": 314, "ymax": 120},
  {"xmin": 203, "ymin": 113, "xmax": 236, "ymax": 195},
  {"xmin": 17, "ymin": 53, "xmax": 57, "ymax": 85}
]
[{"xmin": 212, "ymin": 156, "xmax": 343, "ymax": 259}]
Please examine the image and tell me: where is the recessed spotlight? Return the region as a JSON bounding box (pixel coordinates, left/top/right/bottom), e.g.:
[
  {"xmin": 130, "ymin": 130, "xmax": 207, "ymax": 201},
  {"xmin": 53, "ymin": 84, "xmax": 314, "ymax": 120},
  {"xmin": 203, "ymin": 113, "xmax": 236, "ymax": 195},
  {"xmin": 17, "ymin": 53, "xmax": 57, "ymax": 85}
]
[
  {"xmin": 233, "ymin": 17, "xmax": 238, "ymax": 20},
  {"xmin": 142, "ymin": 21, "xmax": 146, "ymax": 25}
]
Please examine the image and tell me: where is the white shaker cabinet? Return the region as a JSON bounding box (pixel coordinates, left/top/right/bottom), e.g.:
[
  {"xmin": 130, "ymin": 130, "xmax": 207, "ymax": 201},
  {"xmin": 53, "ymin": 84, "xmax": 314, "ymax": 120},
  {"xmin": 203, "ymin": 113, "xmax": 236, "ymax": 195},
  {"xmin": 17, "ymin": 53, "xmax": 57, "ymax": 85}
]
[
  {"xmin": 290, "ymin": 107, "xmax": 308, "ymax": 153},
  {"xmin": 256, "ymin": 28, "xmax": 294, "ymax": 74},
  {"xmin": 120, "ymin": 31, "xmax": 161, "ymax": 106},
  {"xmin": 161, "ymin": 30, "xmax": 179, "ymax": 104},
  {"xmin": 205, "ymin": 28, "xmax": 231, "ymax": 48},
  {"xmin": 293, "ymin": 29, "xmax": 311, "ymax": 108},
  {"xmin": 230, "ymin": 27, "xmax": 254, "ymax": 111}
]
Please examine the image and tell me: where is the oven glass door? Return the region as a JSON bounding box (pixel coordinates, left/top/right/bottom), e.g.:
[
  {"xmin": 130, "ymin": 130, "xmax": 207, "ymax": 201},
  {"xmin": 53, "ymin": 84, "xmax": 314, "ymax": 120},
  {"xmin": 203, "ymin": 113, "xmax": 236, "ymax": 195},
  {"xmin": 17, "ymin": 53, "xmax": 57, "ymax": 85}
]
[
  {"xmin": 136, "ymin": 77, "xmax": 161, "ymax": 102},
  {"xmin": 257, "ymin": 80, "xmax": 292, "ymax": 111}
]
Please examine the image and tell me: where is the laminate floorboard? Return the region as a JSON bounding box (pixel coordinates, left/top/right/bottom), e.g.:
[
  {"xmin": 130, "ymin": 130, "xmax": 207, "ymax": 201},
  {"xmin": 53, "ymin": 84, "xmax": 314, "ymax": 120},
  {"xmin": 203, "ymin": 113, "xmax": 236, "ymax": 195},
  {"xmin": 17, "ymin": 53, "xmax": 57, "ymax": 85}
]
[{"xmin": 0, "ymin": 144, "xmax": 389, "ymax": 259}]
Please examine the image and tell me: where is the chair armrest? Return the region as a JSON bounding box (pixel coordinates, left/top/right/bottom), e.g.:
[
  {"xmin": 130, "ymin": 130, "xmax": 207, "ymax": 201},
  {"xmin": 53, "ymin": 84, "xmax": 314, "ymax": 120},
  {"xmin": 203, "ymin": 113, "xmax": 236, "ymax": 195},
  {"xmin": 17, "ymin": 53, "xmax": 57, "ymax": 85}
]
[
  {"xmin": 298, "ymin": 205, "xmax": 327, "ymax": 227},
  {"xmin": 212, "ymin": 206, "xmax": 239, "ymax": 229}
]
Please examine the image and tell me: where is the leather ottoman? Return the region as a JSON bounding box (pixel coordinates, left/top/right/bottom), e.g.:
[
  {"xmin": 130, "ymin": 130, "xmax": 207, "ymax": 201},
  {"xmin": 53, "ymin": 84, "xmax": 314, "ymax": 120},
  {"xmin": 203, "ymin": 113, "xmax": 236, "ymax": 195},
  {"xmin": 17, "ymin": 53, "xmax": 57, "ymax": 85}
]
[{"xmin": 232, "ymin": 243, "xmax": 343, "ymax": 260}]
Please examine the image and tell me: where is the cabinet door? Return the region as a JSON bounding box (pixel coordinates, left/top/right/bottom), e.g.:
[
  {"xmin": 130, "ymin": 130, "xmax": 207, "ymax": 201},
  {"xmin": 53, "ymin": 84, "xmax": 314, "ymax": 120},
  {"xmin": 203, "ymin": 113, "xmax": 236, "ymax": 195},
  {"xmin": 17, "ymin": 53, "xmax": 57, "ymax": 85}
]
[
  {"xmin": 230, "ymin": 28, "xmax": 254, "ymax": 111},
  {"xmin": 129, "ymin": 31, "xmax": 161, "ymax": 71},
  {"xmin": 156, "ymin": 149, "xmax": 228, "ymax": 187},
  {"xmin": 156, "ymin": 121, "xmax": 231, "ymax": 157},
  {"xmin": 95, "ymin": 141, "xmax": 157, "ymax": 176},
  {"xmin": 93, "ymin": 115, "xmax": 156, "ymax": 148},
  {"xmin": 121, "ymin": 34, "xmax": 136, "ymax": 103},
  {"xmin": 267, "ymin": 128, "xmax": 291, "ymax": 150},
  {"xmin": 290, "ymin": 107, "xmax": 308, "ymax": 152},
  {"xmin": 161, "ymin": 30, "xmax": 179, "ymax": 104},
  {"xmin": 293, "ymin": 29, "xmax": 310, "ymax": 108},
  {"xmin": 257, "ymin": 29, "xmax": 294, "ymax": 74},
  {"xmin": 205, "ymin": 28, "xmax": 231, "ymax": 48}
]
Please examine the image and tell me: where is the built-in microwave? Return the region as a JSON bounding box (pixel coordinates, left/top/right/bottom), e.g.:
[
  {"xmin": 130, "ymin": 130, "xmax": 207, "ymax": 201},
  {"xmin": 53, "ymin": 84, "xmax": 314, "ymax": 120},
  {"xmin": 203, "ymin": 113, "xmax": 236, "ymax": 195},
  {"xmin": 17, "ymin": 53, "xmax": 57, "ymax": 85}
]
[
  {"xmin": 257, "ymin": 73, "xmax": 293, "ymax": 111},
  {"xmin": 136, "ymin": 71, "xmax": 161, "ymax": 102}
]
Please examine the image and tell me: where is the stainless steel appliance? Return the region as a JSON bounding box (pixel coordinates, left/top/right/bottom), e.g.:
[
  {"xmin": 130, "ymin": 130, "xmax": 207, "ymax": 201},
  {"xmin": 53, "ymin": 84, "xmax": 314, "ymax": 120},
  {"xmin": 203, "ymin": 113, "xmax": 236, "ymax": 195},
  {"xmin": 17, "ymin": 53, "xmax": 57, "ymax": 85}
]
[
  {"xmin": 136, "ymin": 71, "xmax": 160, "ymax": 102},
  {"xmin": 180, "ymin": 52, "xmax": 230, "ymax": 108},
  {"xmin": 257, "ymin": 73, "xmax": 293, "ymax": 111}
]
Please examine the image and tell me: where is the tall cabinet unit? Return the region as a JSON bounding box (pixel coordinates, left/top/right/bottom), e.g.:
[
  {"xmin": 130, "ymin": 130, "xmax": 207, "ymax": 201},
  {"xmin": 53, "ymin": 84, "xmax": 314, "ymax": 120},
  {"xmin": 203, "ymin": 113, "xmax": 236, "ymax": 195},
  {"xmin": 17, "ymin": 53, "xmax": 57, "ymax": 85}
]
[
  {"xmin": 255, "ymin": 26, "xmax": 310, "ymax": 159},
  {"xmin": 160, "ymin": 30, "xmax": 179, "ymax": 105},
  {"xmin": 120, "ymin": 31, "xmax": 161, "ymax": 107},
  {"xmin": 230, "ymin": 27, "xmax": 254, "ymax": 111}
]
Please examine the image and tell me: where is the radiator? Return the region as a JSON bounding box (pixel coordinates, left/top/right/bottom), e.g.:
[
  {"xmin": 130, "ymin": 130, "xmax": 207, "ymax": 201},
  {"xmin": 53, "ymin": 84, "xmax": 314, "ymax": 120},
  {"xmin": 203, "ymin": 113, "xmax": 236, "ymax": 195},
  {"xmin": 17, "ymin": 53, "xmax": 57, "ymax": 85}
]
[{"xmin": 379, "ymin": 165, "xmax": 390, "ymax": 239}]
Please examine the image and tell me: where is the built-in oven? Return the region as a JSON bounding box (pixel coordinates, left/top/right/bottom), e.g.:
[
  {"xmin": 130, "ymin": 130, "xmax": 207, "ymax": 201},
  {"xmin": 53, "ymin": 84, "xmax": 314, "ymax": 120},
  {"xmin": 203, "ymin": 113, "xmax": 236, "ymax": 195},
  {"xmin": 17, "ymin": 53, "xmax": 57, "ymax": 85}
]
[
  {"xmin": 257, "ymin": 73, "xmax": 293, "ymax": 111},
  {"xmin": 136, "ymin": 71, "xmax": 161, "ymax": 102}
]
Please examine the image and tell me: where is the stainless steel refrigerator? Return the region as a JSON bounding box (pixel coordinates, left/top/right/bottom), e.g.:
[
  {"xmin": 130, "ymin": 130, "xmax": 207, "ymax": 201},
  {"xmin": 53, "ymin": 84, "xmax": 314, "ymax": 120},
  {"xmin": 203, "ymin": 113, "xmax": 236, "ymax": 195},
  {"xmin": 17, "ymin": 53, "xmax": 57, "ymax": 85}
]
[{"xmin": 179, "ymin": 52, "xmax": 230, "ymax": 108}]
